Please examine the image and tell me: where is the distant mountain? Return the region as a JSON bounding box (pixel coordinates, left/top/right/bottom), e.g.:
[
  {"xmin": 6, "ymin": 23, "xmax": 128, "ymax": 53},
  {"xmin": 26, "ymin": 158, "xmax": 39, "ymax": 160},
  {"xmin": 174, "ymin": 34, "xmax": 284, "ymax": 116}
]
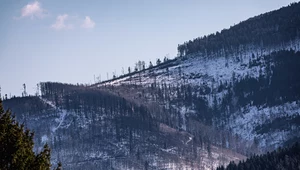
[{"xmin": 3, "ymin": 2, "xmax": 300, "ymax": 170}]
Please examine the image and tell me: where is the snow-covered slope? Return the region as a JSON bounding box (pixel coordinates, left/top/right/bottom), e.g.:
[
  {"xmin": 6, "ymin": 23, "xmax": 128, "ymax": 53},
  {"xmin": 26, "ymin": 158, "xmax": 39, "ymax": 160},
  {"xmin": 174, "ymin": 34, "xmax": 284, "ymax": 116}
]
[
  {"xmin": 3, "ymin": 95, "xmax": 245, "ymax": 170},
  {"xmin": 3, "ymin": 3, "xmax": 300, "ymax": 169},
  {"xmin": 99, "ymin": 40, "xmax": 300, "ymax": 89},
  {"xmin": 93, "ymin": 39, "xmax": 300, "ymax": 152}
]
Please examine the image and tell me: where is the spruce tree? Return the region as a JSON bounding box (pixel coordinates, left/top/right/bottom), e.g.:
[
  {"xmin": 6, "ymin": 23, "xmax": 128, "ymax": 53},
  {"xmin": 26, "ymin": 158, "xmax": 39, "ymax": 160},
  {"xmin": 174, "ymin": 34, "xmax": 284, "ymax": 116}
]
[{"xmin": 0, "ymin": 100, "xmax": 59, "ymax": 170}]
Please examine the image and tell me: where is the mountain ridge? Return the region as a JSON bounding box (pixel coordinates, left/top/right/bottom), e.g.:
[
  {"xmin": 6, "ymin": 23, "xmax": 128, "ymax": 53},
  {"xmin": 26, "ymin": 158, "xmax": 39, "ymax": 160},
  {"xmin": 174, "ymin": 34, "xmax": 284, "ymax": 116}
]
[{"xmin": 3, "ymin": 2, "xmax": 300, "ymax": 169}]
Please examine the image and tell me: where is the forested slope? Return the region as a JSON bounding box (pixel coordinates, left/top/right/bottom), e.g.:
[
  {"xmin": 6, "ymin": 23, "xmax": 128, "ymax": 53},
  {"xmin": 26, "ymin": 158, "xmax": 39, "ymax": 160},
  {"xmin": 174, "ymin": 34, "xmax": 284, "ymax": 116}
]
[{"xmin": 217, "ymin": 142, "xmax": 300, "ymax": 170}]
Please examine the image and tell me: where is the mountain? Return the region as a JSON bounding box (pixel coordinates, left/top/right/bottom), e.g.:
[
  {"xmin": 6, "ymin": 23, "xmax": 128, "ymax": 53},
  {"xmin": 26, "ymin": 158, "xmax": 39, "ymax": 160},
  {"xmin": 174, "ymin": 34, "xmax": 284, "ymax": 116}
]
[
  {"xmin": 3, "ymin": 2, "xmax": 300, "ymax": 170},
  {"xmin": 94, "ymin": 2, "xmax": 300, "ymax": 152},
  {"xmin": 3, "ymin": 84, "xmax": 245, "ymax": 170}
]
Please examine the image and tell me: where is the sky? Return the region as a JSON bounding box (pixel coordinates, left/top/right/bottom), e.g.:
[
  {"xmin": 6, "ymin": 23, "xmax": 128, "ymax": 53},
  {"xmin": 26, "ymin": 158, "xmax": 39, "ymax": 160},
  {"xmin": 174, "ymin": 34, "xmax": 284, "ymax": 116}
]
[{"xmin": 0, "ymin": 0, "xmax": 297, "ymax": 97}]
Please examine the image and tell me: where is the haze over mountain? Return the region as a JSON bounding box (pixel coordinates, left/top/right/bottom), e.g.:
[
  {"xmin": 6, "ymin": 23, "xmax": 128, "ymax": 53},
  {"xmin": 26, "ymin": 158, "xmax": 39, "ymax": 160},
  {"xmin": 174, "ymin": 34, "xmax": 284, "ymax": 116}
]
[{"xmin": 2, "ymin": 1, "xmax": 300, "ymax": 170}]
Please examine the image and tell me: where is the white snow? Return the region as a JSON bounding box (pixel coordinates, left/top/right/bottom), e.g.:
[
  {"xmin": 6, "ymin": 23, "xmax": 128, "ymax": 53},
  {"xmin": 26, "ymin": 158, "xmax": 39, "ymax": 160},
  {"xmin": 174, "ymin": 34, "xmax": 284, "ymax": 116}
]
[
  {"xmin": 41, "ymin": 135, "xmax": 48, "ymax": 143},
  {"xmin": 185, "ymin": 137, "xmax": 192, "ymax": 145},
  {"xmin": 52, "ymin": 110, "xmax": 67, "ymax": 133},
  {"xmin": 98, "ymin": 39, "xmax": 300, "ymax": 91},
  {"xmin": 39, "ymin": 97, "xmax": 57, "ymax": 109},
  {"xmin": 228, "ymin": 101, "xmax": 300, "ymax": 149}
]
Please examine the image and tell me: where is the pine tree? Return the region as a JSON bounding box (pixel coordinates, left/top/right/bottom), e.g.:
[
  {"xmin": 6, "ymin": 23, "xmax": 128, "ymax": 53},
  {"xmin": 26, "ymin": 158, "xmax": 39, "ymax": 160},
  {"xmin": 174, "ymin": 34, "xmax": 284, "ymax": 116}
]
[
  {"xmin": 156, "ymin": 58, "xmax": 161, "ymax": 65},
  {"xmin": 149, "ymin": 61, "xmax": 153, "ymax": 68},
  {"xmin": 0, "ymin": 100, "xmax": 60, "ymax": 170}
]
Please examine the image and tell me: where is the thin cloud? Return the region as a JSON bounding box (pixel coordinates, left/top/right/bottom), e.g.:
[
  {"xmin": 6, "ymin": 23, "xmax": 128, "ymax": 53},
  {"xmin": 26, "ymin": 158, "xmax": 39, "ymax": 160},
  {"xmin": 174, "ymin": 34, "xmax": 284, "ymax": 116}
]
[
  {"xmin": 20, "ymin": 1, "xmax": 46, "ymax": 19},
  {"xmin": 81, "ymin": 16, "xmax": 95, "ymax": 29},
  {"xmin": 51, "ymin": 14, "xmax": 73, "ymax": 30}
]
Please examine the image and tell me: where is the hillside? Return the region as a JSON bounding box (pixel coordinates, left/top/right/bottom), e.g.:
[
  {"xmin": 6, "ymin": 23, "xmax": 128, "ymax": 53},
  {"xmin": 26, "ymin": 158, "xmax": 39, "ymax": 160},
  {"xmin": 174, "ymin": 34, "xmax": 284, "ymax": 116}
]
[
  {"xmin": 217, "ymin": 142, "xmax": 300, "ymax": 170},
  {"xmin": 92, "ymin": 2, "xmax": 300, "ymax": 152},
  {"xmin": 3, "ymin": 84, "xmax": 245, "ymax": 170},
  {"xmin": 177, "ymin": 2, "xmax": 300, "ymax": 57},
  {"xmin": 2, "ymin": 2, "xmax": 300, "ymax": 170}
]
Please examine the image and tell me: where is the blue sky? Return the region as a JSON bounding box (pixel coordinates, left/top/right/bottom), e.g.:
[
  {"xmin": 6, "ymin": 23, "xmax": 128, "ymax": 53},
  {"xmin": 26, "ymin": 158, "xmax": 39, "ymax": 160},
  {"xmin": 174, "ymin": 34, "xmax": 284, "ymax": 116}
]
[{"xmin": 0, "ymin": 0, "xmax": 297, "ymax": 97}]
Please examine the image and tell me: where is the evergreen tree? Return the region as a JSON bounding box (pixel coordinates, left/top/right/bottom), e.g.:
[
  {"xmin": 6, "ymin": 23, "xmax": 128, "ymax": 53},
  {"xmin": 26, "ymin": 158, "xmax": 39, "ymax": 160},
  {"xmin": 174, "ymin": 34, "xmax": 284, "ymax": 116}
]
[
  {"xmin": 217, "ymin": 142, "xmax": 300, "ymax": 170},
  {"xmin": 156, "ymin": 58, "xmax": 161, "ymax": 65},
  {"xmin": 149, "ymin": 61, "xmax": 153, "ymax": 68},
  {"xmin": 128, "ymin": 67, "xmax": 131, "ymax": 74},
  {"xmin": 0, "ymin": 100, "xmax": 60, "ymax": 170}
]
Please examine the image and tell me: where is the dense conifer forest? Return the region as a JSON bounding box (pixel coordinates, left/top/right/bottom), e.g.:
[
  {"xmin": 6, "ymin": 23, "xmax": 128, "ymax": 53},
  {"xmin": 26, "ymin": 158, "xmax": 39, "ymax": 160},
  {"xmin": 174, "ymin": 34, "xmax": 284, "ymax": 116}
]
[
  {"xmin": 217, "ymin": 142, "xmax": 300, "ymax": 170},
  {"xmin": 177, "ymin": 2, "xmax": 300, "ymax": 57}
]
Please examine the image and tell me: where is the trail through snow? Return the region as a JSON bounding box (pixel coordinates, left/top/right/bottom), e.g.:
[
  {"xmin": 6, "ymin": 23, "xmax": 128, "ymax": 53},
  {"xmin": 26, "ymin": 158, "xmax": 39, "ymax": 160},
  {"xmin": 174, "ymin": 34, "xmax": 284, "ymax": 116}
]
[
  {"xmin": 39, "ymin": 97, "xmax": 67, "ymax": 133},
  {"xmin": 185, "ymin": 137, "xmax": 193, "ymax": 145},
  {"xmin": 39, "ymin": 97, "xmax": 57, "ymax": 109},
  {"xmin": 52, "ymin": 110, "xmax": 67, "ymax": 133}
]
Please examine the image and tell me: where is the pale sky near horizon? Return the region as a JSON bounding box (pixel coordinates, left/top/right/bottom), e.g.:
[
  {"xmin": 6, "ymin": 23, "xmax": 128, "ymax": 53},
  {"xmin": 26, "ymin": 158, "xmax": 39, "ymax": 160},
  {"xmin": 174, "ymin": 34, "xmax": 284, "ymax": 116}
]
[{"xmin": 0, "ymin": 0, "xmax": 297, "ymax": 97}]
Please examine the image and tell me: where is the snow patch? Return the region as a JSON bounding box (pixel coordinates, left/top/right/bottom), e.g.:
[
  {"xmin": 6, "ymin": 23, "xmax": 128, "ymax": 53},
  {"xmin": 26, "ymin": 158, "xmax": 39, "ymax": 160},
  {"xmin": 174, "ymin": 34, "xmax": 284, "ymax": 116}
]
[
  {"xmin": 41, "ymin": 135, "xmax": 48, "ymax": 143},
  {"xmin": 52, "ymin": 110, "xmax": 67, "ymax": 133},
  {"xmin": 39, "ymin": 97, "xmax": 57, "ymax": 109},
  {"xmin": 228, "ymin": 101, "xmax": 300, "ymax": 149}
]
